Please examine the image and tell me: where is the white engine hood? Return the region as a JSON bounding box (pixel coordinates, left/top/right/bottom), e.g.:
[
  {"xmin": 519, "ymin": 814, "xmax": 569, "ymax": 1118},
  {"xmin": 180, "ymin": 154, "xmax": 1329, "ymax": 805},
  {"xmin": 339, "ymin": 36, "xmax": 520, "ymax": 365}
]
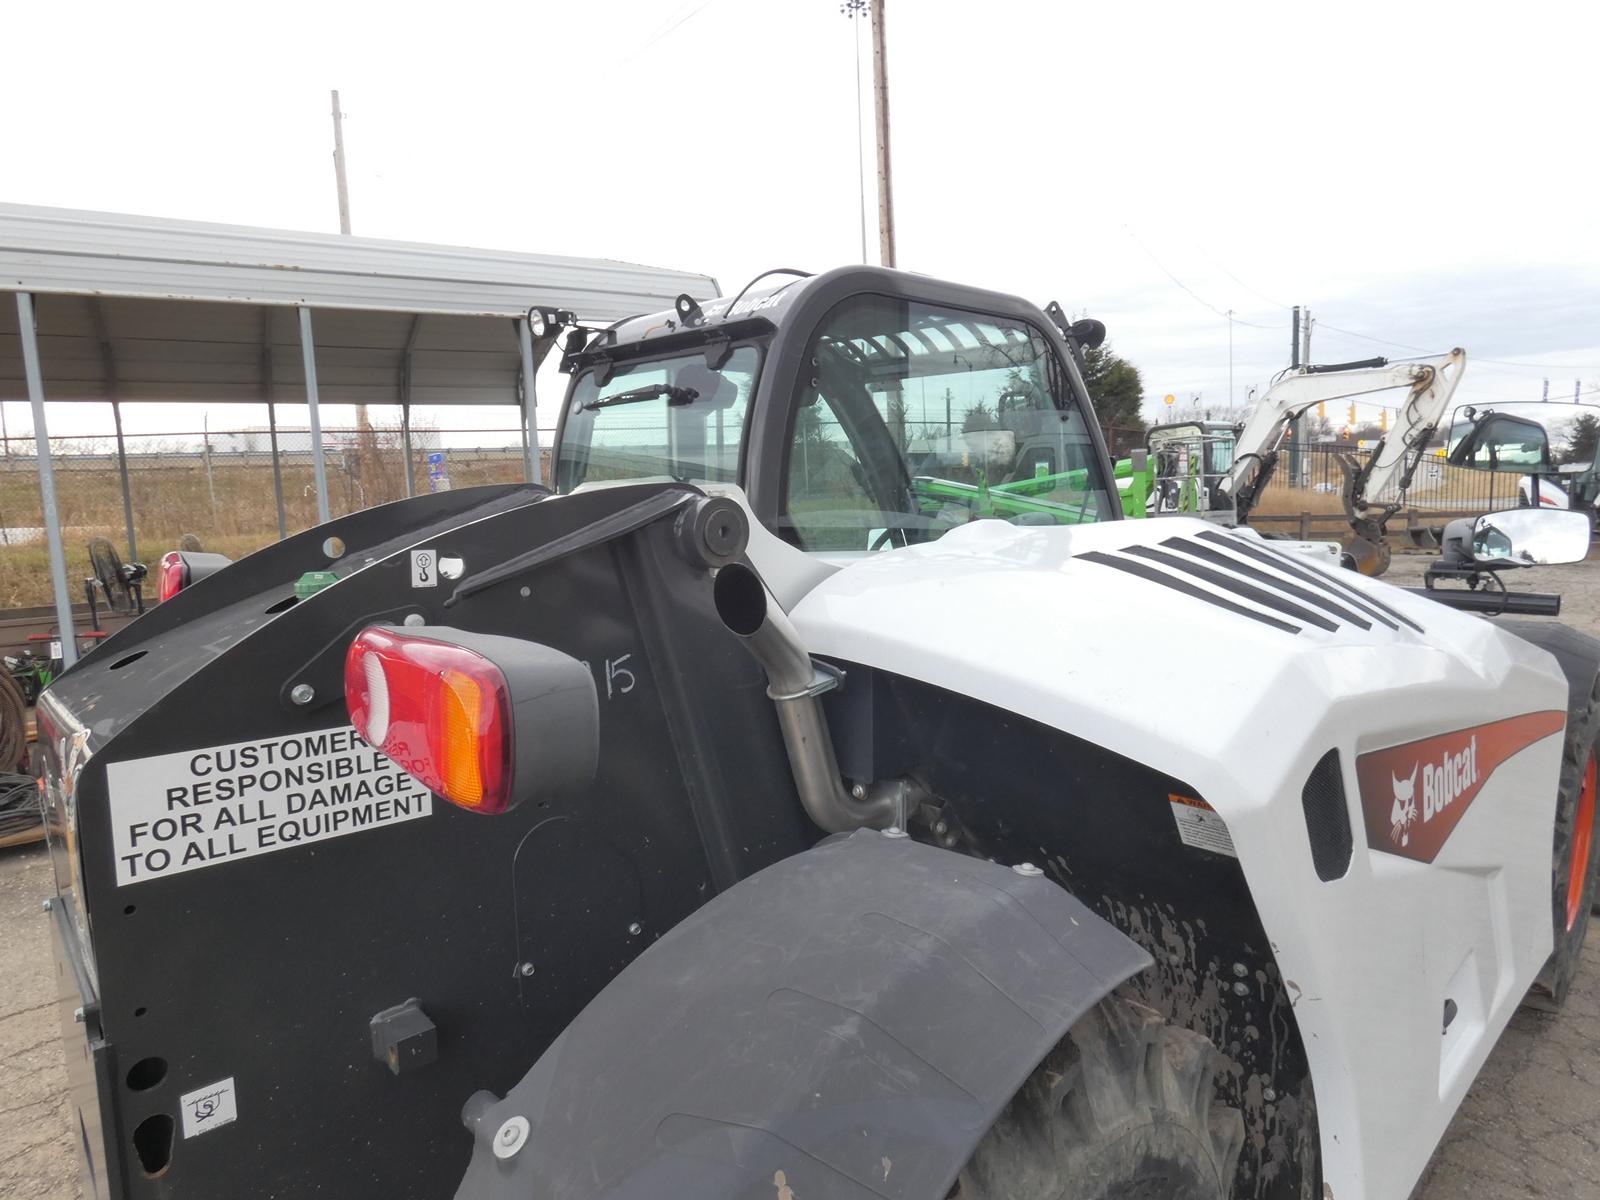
[{"xmin": 773, "ymin": 516, "xmax": 1569, "ymax": 1200}]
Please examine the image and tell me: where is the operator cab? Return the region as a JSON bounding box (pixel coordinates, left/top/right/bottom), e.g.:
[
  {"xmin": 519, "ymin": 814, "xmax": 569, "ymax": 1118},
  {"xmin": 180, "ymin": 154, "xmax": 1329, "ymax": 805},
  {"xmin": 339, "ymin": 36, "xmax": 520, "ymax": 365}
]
[
  {"xmin": 1145, "ymin": 420, "xmax": 1238, "ymax": 520},
  {"xmin": 552, "ymin": 266, "xmax": 1120, "ymax": 554}
]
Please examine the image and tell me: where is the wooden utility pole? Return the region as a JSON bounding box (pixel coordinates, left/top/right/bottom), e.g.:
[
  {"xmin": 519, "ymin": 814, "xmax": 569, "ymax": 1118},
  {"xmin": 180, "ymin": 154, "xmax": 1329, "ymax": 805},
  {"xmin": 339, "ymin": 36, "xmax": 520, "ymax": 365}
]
[
  {"xmin": 870, "ymin": 0, "xmax": 896, "ymax": 268},
  {"xmin": 331, "ymin": 90, "xmax": 353, "ymax": 236},
  {"xmin": 330, "ymin": 90, "xmax": 371, "ymax": 434}
]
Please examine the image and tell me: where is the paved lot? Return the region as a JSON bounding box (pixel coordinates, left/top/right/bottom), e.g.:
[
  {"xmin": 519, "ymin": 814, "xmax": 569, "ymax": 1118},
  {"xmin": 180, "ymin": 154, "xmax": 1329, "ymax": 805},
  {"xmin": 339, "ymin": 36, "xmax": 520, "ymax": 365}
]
[
  {"xmin": 1, "ymin": 843, "xmax": 78, "ymax": 1200},
  {"xmin": 2, "ymin": 552, "xmax": 1598, "ymax": 1198}
]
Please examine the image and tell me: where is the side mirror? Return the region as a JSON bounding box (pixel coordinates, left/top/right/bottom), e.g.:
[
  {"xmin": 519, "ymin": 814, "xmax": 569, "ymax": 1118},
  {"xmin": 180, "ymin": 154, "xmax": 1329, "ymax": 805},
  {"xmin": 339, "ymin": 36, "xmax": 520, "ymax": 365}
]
[
  {"xmin": 1471, "ymin": 508, "xmax": 1590, "ymax": 566},
  {"xmin": 1128, "ymin": 448, "xmax": 1149, "ymax": 473},
  {"xmin": 1444, "ymin": 401, "xmax": 1597, "ymax": 473}
]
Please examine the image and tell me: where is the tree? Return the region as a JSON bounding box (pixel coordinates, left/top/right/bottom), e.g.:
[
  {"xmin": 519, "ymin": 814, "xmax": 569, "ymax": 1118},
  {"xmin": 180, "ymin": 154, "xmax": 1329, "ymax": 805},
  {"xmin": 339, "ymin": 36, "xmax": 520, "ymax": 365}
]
[
  {"xmin": 1079, "ymin": 343, "xmax": 1146, "ymax": 435},
  {"xmin": 884, "ymin": 387, "xmax": 911, "ymax": 454},
  {"xmin": 1562, "ymin": 412, "xmax": 1600, "ymax": 466},
  {"xmin": 962, "ymin": 402, "xmax": 998, "ymax": 433}
]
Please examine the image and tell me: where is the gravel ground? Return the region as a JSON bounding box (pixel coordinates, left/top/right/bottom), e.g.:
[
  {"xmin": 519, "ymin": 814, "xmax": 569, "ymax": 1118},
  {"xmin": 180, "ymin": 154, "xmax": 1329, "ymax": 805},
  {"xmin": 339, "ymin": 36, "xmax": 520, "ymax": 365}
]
[{"xmin": 2, "ymin": 551, "xmax": 1598, "ymax": 1199}]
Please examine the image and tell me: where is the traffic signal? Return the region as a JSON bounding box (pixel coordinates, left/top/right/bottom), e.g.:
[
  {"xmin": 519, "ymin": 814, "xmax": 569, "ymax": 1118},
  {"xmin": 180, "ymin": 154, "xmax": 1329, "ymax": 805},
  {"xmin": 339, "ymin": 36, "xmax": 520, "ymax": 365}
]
[
  {"xmin": 1318, "ymin": 401, "xmax": 1326, "ymax": 420},
  {"xmin": 1347, "ymin": 402, "xmax": 1358, "ymax": 425}
]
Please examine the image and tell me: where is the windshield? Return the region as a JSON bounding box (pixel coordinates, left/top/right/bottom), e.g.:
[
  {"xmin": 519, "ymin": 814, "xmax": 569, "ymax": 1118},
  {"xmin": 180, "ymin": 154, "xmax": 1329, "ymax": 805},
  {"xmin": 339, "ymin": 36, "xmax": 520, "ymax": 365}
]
[
  {"xmin": 778, "ymin": 294, "xmax": 1113, "ymax": 551},
  {"xmin": 556, "ymin": 346, "xmax": 760, "ymax": 492}
]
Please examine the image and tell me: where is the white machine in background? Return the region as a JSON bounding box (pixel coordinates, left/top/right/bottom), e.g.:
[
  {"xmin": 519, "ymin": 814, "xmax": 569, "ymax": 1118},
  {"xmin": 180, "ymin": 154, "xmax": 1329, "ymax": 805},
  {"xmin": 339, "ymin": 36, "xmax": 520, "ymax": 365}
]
[{"xmin": 1219, "ymin": 351, "xmax": 1468, "ymax": 573}]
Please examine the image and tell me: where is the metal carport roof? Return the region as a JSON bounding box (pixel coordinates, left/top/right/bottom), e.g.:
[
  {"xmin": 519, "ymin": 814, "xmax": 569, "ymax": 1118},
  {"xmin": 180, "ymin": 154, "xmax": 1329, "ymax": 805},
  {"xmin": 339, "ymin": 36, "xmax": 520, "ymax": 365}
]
[
  {"xmin": 0, "ymin": 203, "xmax": 719, "ymax": 663},
  {"xmin": 0, "ymin": 203, "xmax": 718, "ymax": 406}
]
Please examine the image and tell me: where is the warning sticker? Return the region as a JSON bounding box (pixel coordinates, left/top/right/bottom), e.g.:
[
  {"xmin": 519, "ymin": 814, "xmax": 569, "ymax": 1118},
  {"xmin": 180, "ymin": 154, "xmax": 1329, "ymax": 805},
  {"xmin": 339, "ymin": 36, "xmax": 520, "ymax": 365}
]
[
  {"xmin": 1168, "ymin": 793, "xmax": 1238, "ymax": 858},
  {"xmin": 180, "ymin": 1077, "xmax": 238, "ymax": 1138},
  {"xmin": 107, "ymin": 726, "xmax": 432, "ymax": 887}
]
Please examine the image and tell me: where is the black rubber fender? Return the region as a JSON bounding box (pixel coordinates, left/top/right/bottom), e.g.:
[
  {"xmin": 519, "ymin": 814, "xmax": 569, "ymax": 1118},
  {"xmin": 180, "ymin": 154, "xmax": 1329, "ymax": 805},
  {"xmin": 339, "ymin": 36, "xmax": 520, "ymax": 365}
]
[{"xmin": 452, "ymin": 829, "xmax": 1152, "ymax": 1200}]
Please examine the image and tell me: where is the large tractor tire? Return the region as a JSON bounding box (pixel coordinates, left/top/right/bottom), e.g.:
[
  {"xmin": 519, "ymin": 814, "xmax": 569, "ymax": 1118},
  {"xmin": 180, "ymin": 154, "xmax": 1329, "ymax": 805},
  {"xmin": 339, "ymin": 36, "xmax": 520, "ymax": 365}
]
[
  {"xmin": 956, "ymin": 995, "xmax": 1243, "ymax": 1200},
  {"xmin": 1497, "ymin": 621, "xmax": 1600, "ymax": 1008}
]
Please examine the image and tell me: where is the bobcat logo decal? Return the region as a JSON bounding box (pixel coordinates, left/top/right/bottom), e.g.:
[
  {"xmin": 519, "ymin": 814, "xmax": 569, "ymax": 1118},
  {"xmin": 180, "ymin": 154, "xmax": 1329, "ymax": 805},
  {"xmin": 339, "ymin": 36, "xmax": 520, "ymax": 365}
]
[
  {"xmin": 1357, "ymin": 710, "xmax": 1566, "ymax": 863},
  {"xmin": 1390, "ymin": 766, "xmax": 1419, "ymax": 847}
]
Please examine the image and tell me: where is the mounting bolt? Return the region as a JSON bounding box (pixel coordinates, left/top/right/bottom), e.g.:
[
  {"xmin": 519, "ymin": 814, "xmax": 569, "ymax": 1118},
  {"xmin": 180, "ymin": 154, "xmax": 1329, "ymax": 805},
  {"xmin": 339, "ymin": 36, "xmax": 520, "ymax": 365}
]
[
  {"xmin": 403, "ymin": 613, "xmax": 425, "ymax": 627},
  {"xmin": 290, "ymin": 684, "xmax": 315, "ymax": 706},
  {"xmin": 517, "ymin": 962, "xmax": 536, "ymax": 978},
  {"xmin": 1262, "ymin": 1087, "xmax": 1278, "ymax": 1103},
  {"xmin": 850, "ymin": 783, "xmax": 867, "ymax": 801},
  {"xmin": 519, "ymin": 586, "xmax": 532, "ymax": 598},
  {"xmin": 1013, "ymin": 862, "xmax": 1044, "ymax": 877},
  {"xmin": 933, "ymin": 820, "xmax": 948, "ymax": 836},
  {"xmin": 72, "ymin": 1007, "xmax": 85, "ymax": 1024},
  {"xmin": 1232, "ymin": 961, "xmax": 1249, "ymax": 978},
  {"xmin": 41, "ymin": 898, "xmax": 53, "ymax": 913},
  {"xmin": 493, "ymin": 1115, "xmax": 530, "ymax": 1160},
  {"xmin": 1232, "ymin": 980, "xmax": 1251, "ymax": 997},
  {"xmin": 881, "ymin": 826, "xmax": 908, "ymax": 839},
  {"xmin": 627, "ymin": 922, "xmax": 642, "ymax": 936}
]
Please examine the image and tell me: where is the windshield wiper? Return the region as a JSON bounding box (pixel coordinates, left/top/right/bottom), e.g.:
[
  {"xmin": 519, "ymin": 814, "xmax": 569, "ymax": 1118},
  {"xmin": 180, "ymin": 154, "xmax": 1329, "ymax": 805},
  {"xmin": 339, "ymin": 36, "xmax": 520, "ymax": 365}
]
[{"xmin": 581, "ymin": 384, "xmax": 700, "ymax": 412}]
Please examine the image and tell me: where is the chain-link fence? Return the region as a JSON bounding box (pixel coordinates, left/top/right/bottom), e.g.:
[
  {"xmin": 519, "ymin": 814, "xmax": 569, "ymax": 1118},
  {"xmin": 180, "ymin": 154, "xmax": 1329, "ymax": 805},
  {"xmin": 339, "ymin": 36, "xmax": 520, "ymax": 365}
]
[
  {"xmin": 0, "ymin": 408, "xmax": 1535, "ymax": 608},
  {"xmin": 0, "ymin": 410, "xmax": 552, "ymax": 608}
]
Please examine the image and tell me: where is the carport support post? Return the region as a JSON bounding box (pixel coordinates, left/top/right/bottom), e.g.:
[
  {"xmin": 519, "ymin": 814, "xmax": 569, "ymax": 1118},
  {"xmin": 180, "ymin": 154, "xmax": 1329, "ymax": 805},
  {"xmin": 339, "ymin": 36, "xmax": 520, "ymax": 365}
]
[
  {"xmin": 266, "ymin": 401, "xmax": 287, "ymax": 539},
  {"xmin": 298, "ymin": 307, "xmax": 332, "ymax": 524},
  {"xmin": 14, "ymin": 292, "xmax": 78, "ymax": 667},
  {"xmin": 110, "ymin": 400, "xmax": 136, "ymax": 563},
  {"xmin": 262, "ymin": 312, "xmax": 288, "ymax": 540},
  {"xmin": 401, "ymin": 403, "xmax": 415, "ymax": 497},
  {"xmin": 517, "ymin": 318, "xmax": 543, "ymax": 487}
]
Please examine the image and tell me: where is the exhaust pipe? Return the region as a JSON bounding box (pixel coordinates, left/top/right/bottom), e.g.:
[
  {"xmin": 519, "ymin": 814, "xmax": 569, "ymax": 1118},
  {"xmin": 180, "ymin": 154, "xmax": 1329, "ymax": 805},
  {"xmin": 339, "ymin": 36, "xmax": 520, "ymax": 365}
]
[{"xmin": 713, "ymin": 563, "xmax": 904, "ymax": 833}]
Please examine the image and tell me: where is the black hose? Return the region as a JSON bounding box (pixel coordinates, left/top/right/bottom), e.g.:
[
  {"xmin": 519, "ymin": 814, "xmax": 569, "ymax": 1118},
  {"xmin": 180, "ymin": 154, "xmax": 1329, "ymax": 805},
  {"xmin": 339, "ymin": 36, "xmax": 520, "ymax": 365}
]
[
  {"xmin": 0, "ymin": 671, "xmax": 25, "ymax": 772},
  {"xmin": 0, "ymin": 771, "xmax": 42, "ymax": 840}
]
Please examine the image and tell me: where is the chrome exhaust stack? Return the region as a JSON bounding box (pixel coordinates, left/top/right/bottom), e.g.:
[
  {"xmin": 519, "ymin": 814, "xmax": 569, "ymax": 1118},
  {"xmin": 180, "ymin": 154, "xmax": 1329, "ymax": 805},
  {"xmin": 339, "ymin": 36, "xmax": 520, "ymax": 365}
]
[{"xmin": 713, "ymin": 563, "xmax": 905, "ymax": 833}]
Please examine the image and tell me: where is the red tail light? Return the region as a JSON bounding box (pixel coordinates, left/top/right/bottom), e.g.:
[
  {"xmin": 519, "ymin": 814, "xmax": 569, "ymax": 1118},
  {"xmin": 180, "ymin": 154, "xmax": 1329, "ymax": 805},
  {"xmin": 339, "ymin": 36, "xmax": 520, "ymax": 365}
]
[
  {"xmin": 158, "ymin": 551, "xmax": 188, "ymax": 602},
  {"xmin": 345, "ymin": 627, "xmax": 514, "ymax": 813}
]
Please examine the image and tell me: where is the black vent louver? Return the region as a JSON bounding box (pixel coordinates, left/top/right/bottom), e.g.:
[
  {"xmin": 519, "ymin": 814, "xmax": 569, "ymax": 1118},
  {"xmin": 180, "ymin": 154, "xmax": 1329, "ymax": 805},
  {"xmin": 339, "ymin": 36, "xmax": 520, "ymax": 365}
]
[
  {"xmin": 1195, "ymin": 531, "xmax": 1423, "ymax": 633},
  {"xmin": 1301, "ymin": 749, "xmax": 1353, "ymax": 882},
  {"xmin": 1076, "ymin": 530, "xmax": 1423, "ymax": 637}
]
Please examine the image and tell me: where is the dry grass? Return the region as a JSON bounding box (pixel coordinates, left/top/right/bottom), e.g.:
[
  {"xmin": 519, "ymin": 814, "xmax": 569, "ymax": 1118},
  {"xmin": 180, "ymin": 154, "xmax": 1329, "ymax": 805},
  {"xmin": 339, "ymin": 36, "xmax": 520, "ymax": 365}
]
[
  {"xmin": 1250, "ymin": 487, "xmax": 1351, "ymax": 518},
  {"xmin": 0, "ymin": 450, "xmax": 532, "ymax": 609}
]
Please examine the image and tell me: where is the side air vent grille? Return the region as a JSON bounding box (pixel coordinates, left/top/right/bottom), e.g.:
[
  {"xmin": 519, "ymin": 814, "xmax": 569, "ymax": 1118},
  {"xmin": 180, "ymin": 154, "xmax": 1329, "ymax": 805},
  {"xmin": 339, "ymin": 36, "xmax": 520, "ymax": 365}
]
[
  {"xmin": 1301, "ymin": 749, "xmax": 1353, "ymax": 882},
  {"xmin": 1076, "ymin": 531, "xmax": 1423, "ymax": 637}
]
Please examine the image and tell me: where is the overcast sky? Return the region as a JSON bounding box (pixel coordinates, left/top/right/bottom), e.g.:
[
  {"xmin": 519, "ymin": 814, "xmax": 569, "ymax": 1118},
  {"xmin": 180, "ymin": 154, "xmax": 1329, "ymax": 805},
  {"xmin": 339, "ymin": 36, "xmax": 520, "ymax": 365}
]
[{"xmin": 4, "ymin": 0, "xmax": 1598, "ymax": 440}]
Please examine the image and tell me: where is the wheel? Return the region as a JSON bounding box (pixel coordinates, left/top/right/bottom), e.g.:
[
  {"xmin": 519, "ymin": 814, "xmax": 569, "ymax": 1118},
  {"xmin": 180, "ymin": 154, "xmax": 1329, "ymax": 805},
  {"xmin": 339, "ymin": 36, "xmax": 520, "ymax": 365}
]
[
  {"xmin": 955, "ymin": 995, "xmax": 1243, "ymax": 1199},
  {"xmin": 1528, "ymin": 667, "xmax": 1600, "ymax": 1007},
  {"xmin": 1494, "ymin": 624, "xmax": 1600, "ymax": 1006}
]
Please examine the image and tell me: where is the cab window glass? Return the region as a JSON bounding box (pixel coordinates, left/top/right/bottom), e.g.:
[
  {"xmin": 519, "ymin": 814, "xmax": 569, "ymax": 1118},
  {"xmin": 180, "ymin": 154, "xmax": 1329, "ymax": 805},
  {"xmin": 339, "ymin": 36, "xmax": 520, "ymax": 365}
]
[
  {"xmin": 556, "ymin": 347, "xmax": 758, "ymax": 491},
  {"xmin": 780, "ymin": 295, "xmax": 1112, "ymax": 551}
]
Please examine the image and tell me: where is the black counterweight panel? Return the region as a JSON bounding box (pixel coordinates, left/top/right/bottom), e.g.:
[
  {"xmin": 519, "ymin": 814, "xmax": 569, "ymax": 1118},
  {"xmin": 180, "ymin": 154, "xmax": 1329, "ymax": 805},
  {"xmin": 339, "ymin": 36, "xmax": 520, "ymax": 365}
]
[{"xmin": 46, "ymin": 483, "xmax": 812, "ymax": 1200}]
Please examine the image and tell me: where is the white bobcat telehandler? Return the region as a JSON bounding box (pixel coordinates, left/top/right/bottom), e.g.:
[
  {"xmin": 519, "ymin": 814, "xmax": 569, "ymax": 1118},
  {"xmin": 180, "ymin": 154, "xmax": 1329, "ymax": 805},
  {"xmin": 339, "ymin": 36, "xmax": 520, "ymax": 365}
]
[{"xmin": 35, "ymin": 266, "xmax": 1600, "ymax": 1200}]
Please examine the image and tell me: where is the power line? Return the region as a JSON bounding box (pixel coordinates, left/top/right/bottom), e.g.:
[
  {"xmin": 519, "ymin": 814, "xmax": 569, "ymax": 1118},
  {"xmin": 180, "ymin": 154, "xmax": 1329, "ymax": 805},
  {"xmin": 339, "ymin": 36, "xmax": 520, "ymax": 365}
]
[
  {"xmin": 624, "ymin": 0, "xmax": 719, "ymax": 60},
  {"xmin": 1122, "ymin": 227, "xmax": 1277, "ymax": 330},
  {"xmin": 1182, "ymin": 242, "xmax": 1600, "ymax": 373},
  {"xmin": 1312, "ymin": 321, "xmax": 1600, "ymax": 372}
]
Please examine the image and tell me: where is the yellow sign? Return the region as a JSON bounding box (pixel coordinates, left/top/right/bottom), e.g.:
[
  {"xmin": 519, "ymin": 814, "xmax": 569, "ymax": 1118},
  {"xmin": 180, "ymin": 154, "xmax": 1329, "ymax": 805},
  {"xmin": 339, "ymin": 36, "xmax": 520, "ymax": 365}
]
[{"xmin": 1163, "ymin": 393, "xmax": 1175, "ymax": 407}]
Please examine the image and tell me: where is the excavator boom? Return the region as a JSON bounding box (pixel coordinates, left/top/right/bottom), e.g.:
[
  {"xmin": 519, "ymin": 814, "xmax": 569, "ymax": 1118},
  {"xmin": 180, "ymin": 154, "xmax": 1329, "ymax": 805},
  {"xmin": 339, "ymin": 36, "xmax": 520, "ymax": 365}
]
[{"xmin": 1220, "ymin": 349, "xmax": 1467, "ymax": 571}]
